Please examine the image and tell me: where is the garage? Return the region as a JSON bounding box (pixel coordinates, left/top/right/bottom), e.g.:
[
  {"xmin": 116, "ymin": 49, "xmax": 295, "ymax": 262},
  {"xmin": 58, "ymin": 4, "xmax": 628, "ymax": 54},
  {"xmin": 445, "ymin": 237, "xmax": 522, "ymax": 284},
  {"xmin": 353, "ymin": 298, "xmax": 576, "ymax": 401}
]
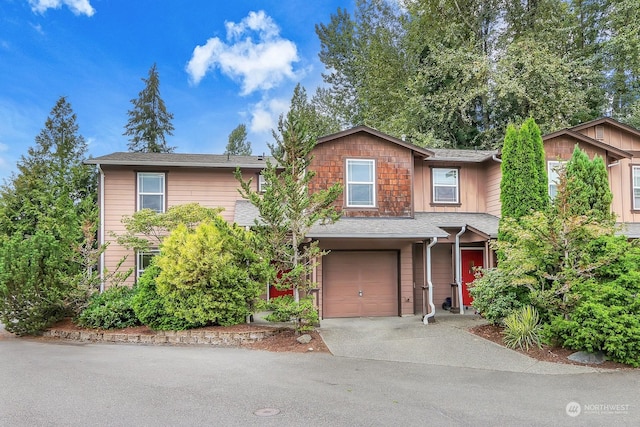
[{"xmin": 322, "ymin": 251, "xmax": 398, "ymax": 318}]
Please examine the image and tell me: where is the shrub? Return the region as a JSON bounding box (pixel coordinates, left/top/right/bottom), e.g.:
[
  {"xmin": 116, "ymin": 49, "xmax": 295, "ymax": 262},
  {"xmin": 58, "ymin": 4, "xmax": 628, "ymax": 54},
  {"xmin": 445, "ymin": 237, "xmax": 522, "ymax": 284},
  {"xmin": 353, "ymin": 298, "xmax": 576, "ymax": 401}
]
[
  {"xmin": 502, "ymin": 305, "xmax": 542, "ymax": 351},
  {"xmin": 549, "ymin": 275, "xmax": 640, "ymax": 367},
  {"xmin": 155, "ymin": 220, "xmax": 268, "ymax": 327},
  {"xmin": 0, "ymin": 233, "xmax": 70, "ymax": 335},
  {"xmin": 265, "ymin": 296, "xmax": 319, "ymax": 332},
  {"xmin": 131, "ymin": 264, "xmax": 200, "ymax": 330},
  {"xmin": 76, "ymin": 286, "xmax": 139, "ymax": 330},
  {"xmin": 469, "ymin": 268, "xmax": 530, "ymax": 325}
]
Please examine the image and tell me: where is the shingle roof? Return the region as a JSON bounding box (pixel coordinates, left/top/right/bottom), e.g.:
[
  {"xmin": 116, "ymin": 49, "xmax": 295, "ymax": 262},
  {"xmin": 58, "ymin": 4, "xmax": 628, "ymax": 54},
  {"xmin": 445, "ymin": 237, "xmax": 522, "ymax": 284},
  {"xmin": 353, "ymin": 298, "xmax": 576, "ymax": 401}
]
[
  {"xmin": 85, "ymin": 152, "xmax": 273, "ymax": 169},
  {"xmin": 234, "ymin": 200, "xmax": 499, "ymax": 239},
  {"xmin": 618, "ymin": 222, "xmax": 640, "ymax": 239},
  {"xmin": 426, "ymin": 148, "xmax": 499, "ymax": 163}
]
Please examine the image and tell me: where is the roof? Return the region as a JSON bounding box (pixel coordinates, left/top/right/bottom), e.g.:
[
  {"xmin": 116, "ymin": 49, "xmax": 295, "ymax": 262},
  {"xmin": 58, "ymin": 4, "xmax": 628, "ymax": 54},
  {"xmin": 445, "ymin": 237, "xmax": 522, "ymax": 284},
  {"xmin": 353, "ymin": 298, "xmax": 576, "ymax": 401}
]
[
  {"xmin": 316, "ymin": 126, "xmax": 435, "ymax": 158},
  {"xmin": 85, "ymin": 152, "xmax": 273, "ymax": 169},
  {"xmin": 543, "ymin": 128, "xmax": 632, "ymax": 160},
  {"xmin": 617, "ymin": 222, "xmax": 640, "ymax": 239},
  {"xmin": 234, "ymin": 200, "xmax": 499, "ymax": 239},
  {"xmin": 426, "ymin": 148, "xmax": 499, "ymax": 163}
]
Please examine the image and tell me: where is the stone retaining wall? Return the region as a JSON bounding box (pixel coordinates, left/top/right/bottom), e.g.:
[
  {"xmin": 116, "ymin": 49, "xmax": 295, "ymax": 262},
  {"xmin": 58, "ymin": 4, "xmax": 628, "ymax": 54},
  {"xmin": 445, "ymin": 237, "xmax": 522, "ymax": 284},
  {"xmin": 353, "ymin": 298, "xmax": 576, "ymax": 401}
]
[{"xmin": 42, "ymin": 327, "xmax": 283, "ymax": 346}]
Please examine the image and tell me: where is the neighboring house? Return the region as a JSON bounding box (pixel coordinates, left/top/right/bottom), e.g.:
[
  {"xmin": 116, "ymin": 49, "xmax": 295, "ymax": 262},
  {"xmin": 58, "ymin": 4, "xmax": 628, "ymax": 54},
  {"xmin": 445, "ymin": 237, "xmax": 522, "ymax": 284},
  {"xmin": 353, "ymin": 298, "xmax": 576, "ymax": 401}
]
[{"xmin": 86, "ymin": 117, "xmax": 640, "ymax": 321}]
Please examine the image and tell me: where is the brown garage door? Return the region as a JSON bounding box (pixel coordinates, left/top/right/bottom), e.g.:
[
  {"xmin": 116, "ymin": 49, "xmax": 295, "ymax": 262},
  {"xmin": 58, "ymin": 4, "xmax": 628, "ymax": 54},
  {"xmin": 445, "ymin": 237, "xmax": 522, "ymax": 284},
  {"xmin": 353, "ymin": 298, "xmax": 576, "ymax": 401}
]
[{"xmin": 323, "ymin": 251, "xmax": 398, "ymax": 318}]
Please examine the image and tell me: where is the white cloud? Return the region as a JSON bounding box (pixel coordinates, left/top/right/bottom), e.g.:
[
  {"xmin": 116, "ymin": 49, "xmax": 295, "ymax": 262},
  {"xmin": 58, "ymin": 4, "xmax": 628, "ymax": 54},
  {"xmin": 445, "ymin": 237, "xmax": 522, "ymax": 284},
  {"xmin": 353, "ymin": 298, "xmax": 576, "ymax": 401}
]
[
  {"xmin": 186, "ymin": 10, "xmax": 299, "ymax": 95},
  {"xmin": 29, "ymin": 0, "xmax": 95, "ymax": 17},
  {"xmin": 249, "ymin": 97, "xmax": 289, "ymax": 133}
]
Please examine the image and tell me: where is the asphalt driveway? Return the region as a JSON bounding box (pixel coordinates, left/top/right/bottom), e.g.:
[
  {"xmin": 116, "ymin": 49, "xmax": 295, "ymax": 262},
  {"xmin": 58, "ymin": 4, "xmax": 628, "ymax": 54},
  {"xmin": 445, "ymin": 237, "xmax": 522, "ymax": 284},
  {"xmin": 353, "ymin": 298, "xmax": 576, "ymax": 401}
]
[{"xmin": 319, "ymin": 312, "xmax": 604, "ymax": 374}]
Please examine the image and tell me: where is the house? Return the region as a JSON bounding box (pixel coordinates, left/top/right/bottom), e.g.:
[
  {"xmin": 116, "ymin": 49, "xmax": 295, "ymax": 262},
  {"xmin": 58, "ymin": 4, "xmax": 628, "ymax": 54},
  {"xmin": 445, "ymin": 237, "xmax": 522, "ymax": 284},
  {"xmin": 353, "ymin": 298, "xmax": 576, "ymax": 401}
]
[{"xmin": 86, "ymin": 117, "xmax": 640, "ymax": 321}]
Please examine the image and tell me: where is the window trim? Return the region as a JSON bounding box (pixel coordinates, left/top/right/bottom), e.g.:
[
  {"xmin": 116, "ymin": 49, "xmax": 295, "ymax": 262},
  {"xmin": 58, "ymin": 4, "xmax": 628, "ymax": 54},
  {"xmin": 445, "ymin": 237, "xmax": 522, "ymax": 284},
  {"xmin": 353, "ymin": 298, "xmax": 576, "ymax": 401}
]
[
  {"xmin": 136, "ymin": 249, "xmax": 160, "ymax": 279},
  {"xmin": 632, "ymin": 165, "xmax": 640, "ymax": 211},
  {"xmin": 258, "ymin": 173, "xmax": 268, "ymax": 193},
  {"xmin": 137, "ymin": 172, "xmax": 166, "ymax": 212},
  {"xmin": 431, "ymin": 167, "xmax": 460, "ymax": 205},
  {"xmin": 547, "ymin": 161, "xmax": 566, "ymax": 199},
  {"xmin": 345, "ymin": 158, "xmax": 376, "ymax": 208}
]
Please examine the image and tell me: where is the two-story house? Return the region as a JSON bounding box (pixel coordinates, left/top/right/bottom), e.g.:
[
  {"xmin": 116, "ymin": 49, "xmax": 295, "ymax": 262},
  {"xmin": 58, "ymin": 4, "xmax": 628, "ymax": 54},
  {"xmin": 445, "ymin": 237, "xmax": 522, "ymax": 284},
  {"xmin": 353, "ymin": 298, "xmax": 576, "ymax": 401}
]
[{"xmin": 86, "ymin": 117, "xmax": 640, "ymax": 321}]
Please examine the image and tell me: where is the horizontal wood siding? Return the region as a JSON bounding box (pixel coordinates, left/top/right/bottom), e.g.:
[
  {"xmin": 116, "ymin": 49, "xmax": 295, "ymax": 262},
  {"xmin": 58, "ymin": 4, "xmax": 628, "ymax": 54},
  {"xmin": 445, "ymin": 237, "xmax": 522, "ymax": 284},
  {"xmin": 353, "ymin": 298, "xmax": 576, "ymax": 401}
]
[
  {"xmin": 432, "ymin": 244, "xmax": 454, "ymax": 308},
  {"xmin": 485, "ymin": 162, "xmax": 502, "ymax": 216}
]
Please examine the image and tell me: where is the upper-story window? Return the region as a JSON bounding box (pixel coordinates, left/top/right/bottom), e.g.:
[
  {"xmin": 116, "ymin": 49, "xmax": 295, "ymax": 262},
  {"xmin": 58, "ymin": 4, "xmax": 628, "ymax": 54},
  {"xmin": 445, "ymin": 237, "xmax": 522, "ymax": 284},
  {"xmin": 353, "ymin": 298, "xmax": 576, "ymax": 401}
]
[
  {"xmin": 346, "ymin": 159, "xmax": 375, "ymax": 207},
  {"xmin": 548, "ymin": 161, "xmax": 566, "ymax": 199},
  {"xmin": 633, "ymin": 166, "xmax": 640, "ymax": 210},
  {"xmin": 432, "ymin": 168, "xmax": 459, "ymax": 204},
  {"xmin": 258, "ymin": 173, "xmax": 268, "ymax": 193},
  {"xmin": 137, "ymin": 172, "xmax": 165, "ymax": 212}
]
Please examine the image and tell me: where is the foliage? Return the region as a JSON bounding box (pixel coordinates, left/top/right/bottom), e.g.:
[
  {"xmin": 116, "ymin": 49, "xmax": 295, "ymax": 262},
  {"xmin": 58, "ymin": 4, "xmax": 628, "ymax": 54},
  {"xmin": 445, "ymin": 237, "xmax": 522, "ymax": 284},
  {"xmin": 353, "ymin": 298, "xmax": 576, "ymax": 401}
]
[
  {"xmin": 0, "ymin": 97, "xmax": 98, "ymax": 334},
  {"xmin": 116, "ymin": 203, "xmax": 223, "ymax": 252},
  {"xmin": 548, "ymin": 251, "xmax": 640, "ymax": 367},
  {"xmin": 76, "ymin": 286, "xmax": 139, "ymax": 330},
  {"xmin": 0, "ymin": 233, "xmax": 71, "ymax": 335},
  {"xmin": 155, "ymin": 218, "xmax": 269, "ymax": 327},
  {"xmin": 235, "ymin": 85, "xmax": 342, "ymax": 317},
  {"xmin": 500, "ymin": 118, "xmax": 548, "ymax": 222},
  {"xmin": 502, "ymin": 305, "xmax": 543, "ymax": 351},
  {"xmin": 314, "ymin": 0, "xmax": 640, "ymax": 148},
  {"xmin": 225, "ymin": 124, "xmax": 252, "ymax": 156},
  {"xmin": 468, "ymin": 268, "xmax": 530, "ymax": 325},
  {"xmin": 558, "ymin": 146, "xmax": 614, "ymax": 222},
  {"xmin": 124, "ymin": 63, "xmax": 175, "ymax": 153},
  {"xmin": 130, "ymin": 264, "xmax": 198, "ymax": 330},
  {"xmin": 265, "ymin": 296, "xmax": 320, "ymax": 332}
]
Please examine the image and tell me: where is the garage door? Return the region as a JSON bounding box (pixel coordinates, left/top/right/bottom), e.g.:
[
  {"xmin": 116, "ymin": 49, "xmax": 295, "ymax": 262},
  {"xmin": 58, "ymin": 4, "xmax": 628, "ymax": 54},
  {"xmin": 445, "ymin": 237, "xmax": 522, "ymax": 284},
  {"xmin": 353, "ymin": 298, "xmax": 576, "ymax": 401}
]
[{"xmin": 323, "ymin": 251, "xmax": 398, "ymax": 318}]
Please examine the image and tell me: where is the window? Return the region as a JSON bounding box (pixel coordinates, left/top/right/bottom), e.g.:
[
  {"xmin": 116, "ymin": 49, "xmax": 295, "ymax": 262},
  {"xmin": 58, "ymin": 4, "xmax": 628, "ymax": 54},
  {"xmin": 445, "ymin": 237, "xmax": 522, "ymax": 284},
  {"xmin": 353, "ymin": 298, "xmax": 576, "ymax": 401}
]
[
  {"xmin": 432, "ymin": 168, "xmax": 459, "ymax": 204},
  {"xmin": 633, "ymin": 166, "xmax": 640, "ymax": 210},
  {"xmin": 258, "ymin": 173, "xmax": 268, "ymax": 193},
  {"xmin": 136, "ymin": 249, "xmax": 159, "ymax": 278},
  {"xmin": 346, "ymin": 159, "xmax": 375, "ymax": 207},
  {"xmin": 548, "ymin": 161, "xmax": 566, "ymax": 199},
  {"xmin": 137, "ymin": 172, "xmax": 165, "ymax": 212}
]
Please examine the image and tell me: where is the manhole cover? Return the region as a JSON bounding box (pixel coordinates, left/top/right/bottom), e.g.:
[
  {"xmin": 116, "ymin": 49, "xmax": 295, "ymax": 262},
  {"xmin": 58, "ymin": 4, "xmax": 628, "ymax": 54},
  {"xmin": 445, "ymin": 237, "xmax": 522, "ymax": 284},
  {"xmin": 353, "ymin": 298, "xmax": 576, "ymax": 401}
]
[{"xmin": 254, "ymin": 408, "xmax": 280, "ymax": 417}]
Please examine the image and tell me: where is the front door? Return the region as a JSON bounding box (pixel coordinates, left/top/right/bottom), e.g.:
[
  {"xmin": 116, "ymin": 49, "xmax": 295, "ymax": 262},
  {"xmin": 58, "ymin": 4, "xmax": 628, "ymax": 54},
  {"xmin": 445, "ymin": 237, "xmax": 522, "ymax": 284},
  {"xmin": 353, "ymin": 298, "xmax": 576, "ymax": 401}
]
[{"xmin": 461, "ymin": 249, "xmax": 484, "ymax": 306}]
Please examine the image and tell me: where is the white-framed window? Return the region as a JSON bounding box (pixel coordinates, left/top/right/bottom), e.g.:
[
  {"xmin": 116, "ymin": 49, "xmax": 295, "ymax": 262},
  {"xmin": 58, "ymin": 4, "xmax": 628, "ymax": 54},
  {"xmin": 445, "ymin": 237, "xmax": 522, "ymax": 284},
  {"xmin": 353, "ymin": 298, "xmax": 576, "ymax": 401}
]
[
  {"xmin": 432, "ymin": 168, "xmax": 459, "ymax": 204},
  {"xmin": 548, "ymin": 161, "xmax": 566, "ymax": 199},
  {"xmin": 633, "ymin": 166, "xmax": 640, "ymax": 210},
  {"xmin": 258, "ymin": 173, "xmax": 268, "ymax": 193},
  {"xmin": 136, "ymin": 249, "xmax": 160, "ymax": 278},
  {"xmin": 137, "ymin": 172, "xmax": 165, "ymax": 212},
  {"xmin": 346, "ymin": 159, "xmax": 375, "ymax": 207}
]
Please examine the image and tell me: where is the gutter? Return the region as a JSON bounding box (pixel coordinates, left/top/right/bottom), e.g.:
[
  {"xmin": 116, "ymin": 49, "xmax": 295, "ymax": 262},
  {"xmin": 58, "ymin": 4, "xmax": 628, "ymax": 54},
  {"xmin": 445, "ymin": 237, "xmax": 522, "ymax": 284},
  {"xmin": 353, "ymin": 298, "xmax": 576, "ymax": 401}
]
[
  {"xmin": 98, "ymin": 164, "xmax": 105, "ymax": 293},
  {"xmin": 423, "ymin": 237, "xmax": 438, "ymax": 325},
  {"xmin": 455, "ymin": 226, "xmax": 466, "ymax": 314},
  {"xmin": 492, "ymin": 154, "xmax": 502, "ymax": 163}
]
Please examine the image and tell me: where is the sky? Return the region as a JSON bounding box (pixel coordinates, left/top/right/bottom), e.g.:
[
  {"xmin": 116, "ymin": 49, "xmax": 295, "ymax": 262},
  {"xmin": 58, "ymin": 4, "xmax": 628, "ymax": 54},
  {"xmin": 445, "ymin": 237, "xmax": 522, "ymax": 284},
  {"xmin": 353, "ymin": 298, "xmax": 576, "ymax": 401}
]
[{"xmin": 0, "ymin": 0, "xmax": 353, "ymax": 182}]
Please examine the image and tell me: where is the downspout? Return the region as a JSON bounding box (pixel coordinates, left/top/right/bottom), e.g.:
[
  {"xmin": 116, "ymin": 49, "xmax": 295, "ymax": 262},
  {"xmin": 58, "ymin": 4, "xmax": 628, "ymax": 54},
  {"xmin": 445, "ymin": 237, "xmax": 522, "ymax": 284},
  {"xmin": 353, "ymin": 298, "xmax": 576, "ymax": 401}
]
[
  {"xmin": 98, "ymin": 164, "xmax": 105, "ymax": 293},
  {"xmin": 423, "ymin": 237, "xmax": 438, "ymax": 325},
  {"xmin": 492, "ymin": 155, "xmax": 502, "ymax": 163},
  {"xmin": 455, "ymin": 226, "xmax": 466, "ymax": 314}
]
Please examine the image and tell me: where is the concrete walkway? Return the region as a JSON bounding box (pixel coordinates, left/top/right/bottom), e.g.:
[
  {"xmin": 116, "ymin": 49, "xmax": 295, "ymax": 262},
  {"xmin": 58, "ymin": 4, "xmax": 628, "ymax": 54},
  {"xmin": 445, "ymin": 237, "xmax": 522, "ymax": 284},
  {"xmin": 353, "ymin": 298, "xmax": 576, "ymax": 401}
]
[{"xmin": 319, "ymin": 312, "xmax": 607, "ymax": 374}]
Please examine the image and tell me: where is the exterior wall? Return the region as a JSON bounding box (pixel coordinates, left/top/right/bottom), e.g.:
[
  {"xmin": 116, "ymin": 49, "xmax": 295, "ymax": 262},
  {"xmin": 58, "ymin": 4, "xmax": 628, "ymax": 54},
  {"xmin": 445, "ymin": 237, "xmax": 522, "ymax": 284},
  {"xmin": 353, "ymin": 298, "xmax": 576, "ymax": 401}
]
[
  {"xmin": 431, "ymin": 244, "xmax": 454, "ymax": 308},
  {"xmin": 413, "ymin": 160, "xmax": 492, "ymax": 213},
  {"xmin": 100, "ymin": 166, "xmax": 261, "ymax": 287},
  {"xmin": 309, "ymin": 134, "xmax": 414, "ymax": 217},
  {"xmin": 485, "ymin": 161, "xmax": 502, "ymax": 216},
  {"xmin": 317, "ymin": 239, "xmax": 415, "ymax": 318}
]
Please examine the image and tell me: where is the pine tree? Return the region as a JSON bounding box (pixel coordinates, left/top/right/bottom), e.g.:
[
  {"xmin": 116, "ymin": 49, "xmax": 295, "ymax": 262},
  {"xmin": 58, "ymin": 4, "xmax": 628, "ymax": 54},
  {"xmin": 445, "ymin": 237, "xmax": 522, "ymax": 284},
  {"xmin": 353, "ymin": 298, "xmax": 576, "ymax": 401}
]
[
  {"xmin": 224, "ymin": 124, "xmax": 252, "ymax": 155},
  {"xmin": 124, "ymin": 63, "xmax": 175, "ymax": 153},
  {"xmin": 235, "ymin": 84, "xmax": 342, "ymax": 328}
]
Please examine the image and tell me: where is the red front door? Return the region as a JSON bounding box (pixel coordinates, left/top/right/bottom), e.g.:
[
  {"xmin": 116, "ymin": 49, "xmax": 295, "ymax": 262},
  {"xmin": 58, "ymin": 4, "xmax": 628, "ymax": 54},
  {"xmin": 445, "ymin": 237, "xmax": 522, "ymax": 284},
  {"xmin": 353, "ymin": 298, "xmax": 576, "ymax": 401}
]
[{"xmin": 461, "ymin": 249, "xmax": 484, "ymax": 306}]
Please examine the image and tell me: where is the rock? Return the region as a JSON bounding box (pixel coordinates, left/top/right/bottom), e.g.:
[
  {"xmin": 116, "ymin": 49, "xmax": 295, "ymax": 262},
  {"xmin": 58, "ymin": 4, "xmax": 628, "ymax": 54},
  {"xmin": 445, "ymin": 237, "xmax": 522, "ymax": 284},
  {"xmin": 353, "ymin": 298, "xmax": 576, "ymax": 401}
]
[
  {"xmin": 567, "ymin": 351, "xmax": 607, "ymax": 364},
  {"xmin": 296, "ymin": 334, "xmax": 312, "ymax": 344}
]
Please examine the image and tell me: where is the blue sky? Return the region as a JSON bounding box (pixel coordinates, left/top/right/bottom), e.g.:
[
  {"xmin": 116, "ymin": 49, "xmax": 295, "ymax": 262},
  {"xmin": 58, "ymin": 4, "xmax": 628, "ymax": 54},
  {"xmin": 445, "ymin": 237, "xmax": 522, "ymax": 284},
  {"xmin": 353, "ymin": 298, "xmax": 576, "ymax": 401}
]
[{"xmin": 0, "ymin": 0, "xmax": 352, "ymax": 182}]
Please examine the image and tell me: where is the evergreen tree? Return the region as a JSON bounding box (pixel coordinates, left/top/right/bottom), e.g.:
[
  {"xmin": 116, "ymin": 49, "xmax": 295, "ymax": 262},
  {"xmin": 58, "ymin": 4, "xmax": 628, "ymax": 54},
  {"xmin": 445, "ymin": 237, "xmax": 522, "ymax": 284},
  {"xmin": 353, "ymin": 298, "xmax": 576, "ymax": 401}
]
[
  {"xmin": 558, "ymin": 145, "xmax": 614, "ymax": 222},
  {"xmin": 124, "ymin": 63, "xmax": 175, "ymax": 153},
  {"xmin": 224, "ymin": 124, "xmax": 252, "ymax": 156},
  {"xmin": 0, "ymin": 97, "xmax": 98, "ymax": 334},
  {"xmin": 235, "ymin": 84, "xmax": 342, "ymax": 327},
  {"xmin": 500, "ymin": 118, "xmax": 549, "ymax": 222}
]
